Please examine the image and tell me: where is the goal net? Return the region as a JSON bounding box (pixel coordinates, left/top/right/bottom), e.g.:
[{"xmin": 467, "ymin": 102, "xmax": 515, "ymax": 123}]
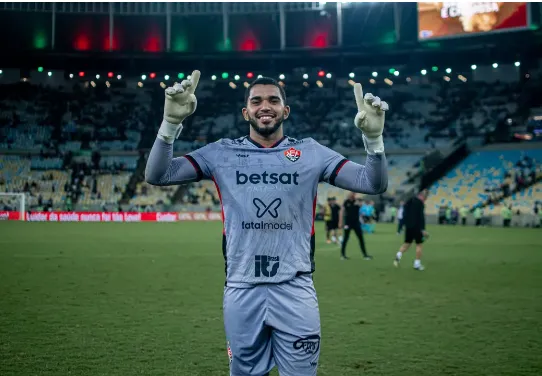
[{"xmin": 0, "ymin": 193, "xmax": 26, "ymax": 221}]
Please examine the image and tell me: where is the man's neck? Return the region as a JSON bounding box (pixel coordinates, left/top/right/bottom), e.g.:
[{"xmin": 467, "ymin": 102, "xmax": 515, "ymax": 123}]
[{"xmin": 249, "ymin": 129, "xmax": 284, "ymax": 148}]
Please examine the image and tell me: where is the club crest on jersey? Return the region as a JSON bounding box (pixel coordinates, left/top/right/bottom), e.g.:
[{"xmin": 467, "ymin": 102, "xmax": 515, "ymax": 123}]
[{"xmin": 284, "ymin": 147, "xmax": 302, "ymax": 162}]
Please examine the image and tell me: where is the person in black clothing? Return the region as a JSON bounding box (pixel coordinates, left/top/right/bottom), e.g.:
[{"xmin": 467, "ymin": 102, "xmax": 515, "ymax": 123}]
[
  {"xmin": 324, "ymin": 197, "xmax": 341, "ymax": 244},
  {"xmin": 393, "ymin": 189, "xmax": 429, "ymax": 271},
  {"xmin": 329, "ymin": 197, "xmax": 341, "ymax": 243},
  {"xmin": 340, "ymin": 192, "xmax": 372, "ymax": 260}
]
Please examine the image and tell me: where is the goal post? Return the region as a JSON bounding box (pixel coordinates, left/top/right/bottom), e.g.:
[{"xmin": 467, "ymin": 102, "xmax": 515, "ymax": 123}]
[{"xmin": 0, "ymin": 192, "xmax": 26, "ymax": 221}]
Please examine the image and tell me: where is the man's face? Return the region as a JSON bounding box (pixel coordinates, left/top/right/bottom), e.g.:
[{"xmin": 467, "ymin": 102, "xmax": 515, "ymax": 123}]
[
  {"xmin": 242, "ymin": 84, "xmax": 290, "ymax": 137},
  {"xmin": 348, "ymin": 193, "xmax": 356, "ymax": 201}
]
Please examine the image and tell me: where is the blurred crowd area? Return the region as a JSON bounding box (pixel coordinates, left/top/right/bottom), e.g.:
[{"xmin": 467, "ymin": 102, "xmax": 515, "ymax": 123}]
[{"xmin": 0, "ymin": 63, "xmax": 541, "ymax": 226}]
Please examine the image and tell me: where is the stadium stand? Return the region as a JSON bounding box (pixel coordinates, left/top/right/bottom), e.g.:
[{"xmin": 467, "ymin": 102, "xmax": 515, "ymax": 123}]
[
  {"xmin": 169, "ymin": 78, "xmax": 463, "ymax": 152},
  {"xmin": 426, "ymin": 149, "xmax": 542, "ymax": 215},
  {"xmin": 505, "ymin": 182, "xmax": 542, "ymax": 223},
  {"xmin": 1, "ymin": 61, "xmax": 541, "ymax": 222},
  {"xmin": 131, "ymin": 181, "xmax": 178, "ymax": 207},
  {"xmin": 0, "ymin": 155, "xmax": 70, "ymax": 210}
]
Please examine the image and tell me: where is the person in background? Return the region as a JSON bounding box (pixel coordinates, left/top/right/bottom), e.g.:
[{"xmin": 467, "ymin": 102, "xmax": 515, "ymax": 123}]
[
  {"xmin": 452, "ymin": 207, "xmax": 459, "ymax": 225},
  {"xmin": 389, "ymin": 204, "xmax": 397, "ymax": 224},
  {"xmin": 340, "ymin": 193, "xmax": 372, "ymax": 261},
  {"xmin": 438, "ymin": 205, "xmax": 446, "ymax": 224},
  {"xmin": 330, "ymin": 197, "xmax": 342, "ymax": 244},
  {"xmin": 445, "ymin": 205, "xmax": 452, "ymax": 224},
  {"xmin": 394, "ymin": 189, "xmax": 429, "ymax": 271},
  {"xmin": 501, "ymin": 204, "xmax": 512, "ymax": 227},
  {"xmin": 397, "ymin": 200, "xmax": 405, "ymax": 234},
  {"xmin": 460, "ymin": 205, "xmax": 469, "ymax": 226},
  {"xmin": 474, "ymin": 206, "xmax": 482, "ymax": 226},
  {"xmin": 360, "ymin": 200, "xmax": 374, "ymax": 234},
  {"xmin": 324, "ymin": 197, "xmax": 341, "ymax": 244},
  {"xmin": 323, "ymin": 198, "xmax": 333, "ymax": 243},
  {"xmin": 513, "ymin": 205, "xmax": 521, "ymax": 227},
  {"xmin": 366, "ymin": 200, "xmax": 376, "ymax": 233},
  {"xmin": 537, "ymin": 203, "xmax": 542, "ymax": 228}
]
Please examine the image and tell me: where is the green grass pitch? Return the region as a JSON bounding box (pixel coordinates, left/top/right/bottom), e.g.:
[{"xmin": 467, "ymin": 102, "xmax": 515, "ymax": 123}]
[{"xmin": 1, "ymin": 222, "xmax": 541, "ymax": 376}]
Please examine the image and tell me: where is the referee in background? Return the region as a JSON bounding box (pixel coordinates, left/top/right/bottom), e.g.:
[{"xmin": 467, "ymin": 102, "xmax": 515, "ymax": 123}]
[
  {"xmin": 340, "ymin": 192, "xmax": 372, "ymax": 260},
  {"xmin": 393, "ymin": 189, "xmax": 429, "ymax": 271}
]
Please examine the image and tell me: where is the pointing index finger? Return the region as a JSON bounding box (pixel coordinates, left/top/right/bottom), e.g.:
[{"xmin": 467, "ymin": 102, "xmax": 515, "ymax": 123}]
[
  {"xmin": 353, "ymin": 83, "xmax": 364, "ymax": 111},
  {"xmin": 187, "ymin": 70, "xmax": 200, "ymax": 94}
]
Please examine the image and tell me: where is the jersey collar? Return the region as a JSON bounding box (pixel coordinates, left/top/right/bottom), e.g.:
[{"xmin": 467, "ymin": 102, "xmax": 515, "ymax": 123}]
[{"xmin": 247, "ymin": 135, "xmax": 286, "ymax": 149}]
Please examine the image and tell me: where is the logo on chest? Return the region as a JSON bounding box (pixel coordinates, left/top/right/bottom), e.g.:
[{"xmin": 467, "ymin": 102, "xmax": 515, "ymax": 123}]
[
  {"xmin": 284, "ymin": 147, "xmax": 302, "ymax": 162},
  {"xmin": 253, "ymin": 198, "xmax": 281, "ymax": 218}
]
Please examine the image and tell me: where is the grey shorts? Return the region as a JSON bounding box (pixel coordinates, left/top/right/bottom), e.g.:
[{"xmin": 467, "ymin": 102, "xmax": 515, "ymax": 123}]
[{"xmin": 223, "ymin": 275, "xmax": 321, "ymax": 376}]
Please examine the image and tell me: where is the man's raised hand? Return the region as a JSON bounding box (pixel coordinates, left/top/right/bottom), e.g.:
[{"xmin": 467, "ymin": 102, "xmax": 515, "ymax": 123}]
[
  {"xmin": 157, "ymin": 70, "xmax": 200, "ymax": 144},
  {"xmin": 164, "ymin": 70, "xmax": 201, "ymax": 125},
  {"xmin": 353, "ymin": 83, "xmax": 389, "ymax": 139}
]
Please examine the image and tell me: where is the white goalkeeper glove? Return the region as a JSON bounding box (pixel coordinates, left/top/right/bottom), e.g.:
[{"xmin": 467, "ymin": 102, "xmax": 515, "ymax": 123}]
[
  {"xmin": 158, "ymin": 69, "xmax": 201, "ymax": 144},
  {"xmin": 353, "ymin": 83, "xmax": 389, "ymax": 154}
]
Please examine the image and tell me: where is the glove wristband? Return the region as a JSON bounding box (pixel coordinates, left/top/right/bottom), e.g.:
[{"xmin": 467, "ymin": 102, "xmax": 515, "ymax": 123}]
[
  {"xmin": 363, "ymin": 134, "xmax": 385, "ymax": 155},
  {"xmin": 157, "ymin": 119, "xmax": 183, "ymax": 144}
]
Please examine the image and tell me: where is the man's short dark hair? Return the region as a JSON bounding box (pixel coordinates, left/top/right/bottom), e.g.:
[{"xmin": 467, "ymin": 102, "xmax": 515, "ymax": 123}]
[{"xmin": 244, "ymin": 77, "xmax": 287, "ymax": 105}]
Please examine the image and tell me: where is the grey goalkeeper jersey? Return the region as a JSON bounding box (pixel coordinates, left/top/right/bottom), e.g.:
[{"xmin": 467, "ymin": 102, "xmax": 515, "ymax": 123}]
[{"xmin": 146, "ymin": 135, "xmax": 388, "ymax": 288}]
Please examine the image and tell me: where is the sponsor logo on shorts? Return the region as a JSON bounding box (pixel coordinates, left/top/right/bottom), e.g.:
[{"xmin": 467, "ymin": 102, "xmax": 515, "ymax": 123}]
[
  {"xmin": 293, "ymin": 335, "xmax": 321, "ymax": 354},
  {"xmin": 227, "ymin": 341, "xmax": 233, "ymax": 363},
  {"xmin": 254, "ymin": 255, "xmax": 280, "ymax": 278}
]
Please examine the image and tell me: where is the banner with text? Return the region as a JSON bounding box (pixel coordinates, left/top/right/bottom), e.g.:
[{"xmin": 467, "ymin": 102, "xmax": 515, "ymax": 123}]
[{"xmin": 0, "ymin": 211, "xmax": 223, "ymax": 222}]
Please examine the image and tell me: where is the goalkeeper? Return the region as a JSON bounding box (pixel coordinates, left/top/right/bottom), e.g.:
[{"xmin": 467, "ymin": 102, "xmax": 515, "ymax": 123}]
[{"xmin": 145, "ymin": 70, "xmax": 389, "ymax": 376}]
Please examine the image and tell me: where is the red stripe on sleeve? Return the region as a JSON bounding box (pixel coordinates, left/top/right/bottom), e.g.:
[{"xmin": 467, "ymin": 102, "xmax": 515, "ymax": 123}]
[{"xmin": 335, "ymin": 159, "xmax": 348, "ymax": 175}]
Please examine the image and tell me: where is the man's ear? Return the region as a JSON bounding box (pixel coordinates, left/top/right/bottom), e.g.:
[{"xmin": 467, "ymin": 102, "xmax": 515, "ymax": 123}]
[
  {"xmin": 283, "ymin": 105, "xmax": 290, "ymax": 120},
  {"xmin": 242, "ymin": 107, "xmax": 249, "ymax": 121}
]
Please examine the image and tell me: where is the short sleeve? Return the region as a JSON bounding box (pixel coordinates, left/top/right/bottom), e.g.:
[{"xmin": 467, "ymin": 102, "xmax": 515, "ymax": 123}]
[
  {"xmin": 185, "ymin": 141, "xmax": 221, "ymax": 181},
  {"xmin": 315, "ymin": 141, "xmax": 349, "ymax": 185}
]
